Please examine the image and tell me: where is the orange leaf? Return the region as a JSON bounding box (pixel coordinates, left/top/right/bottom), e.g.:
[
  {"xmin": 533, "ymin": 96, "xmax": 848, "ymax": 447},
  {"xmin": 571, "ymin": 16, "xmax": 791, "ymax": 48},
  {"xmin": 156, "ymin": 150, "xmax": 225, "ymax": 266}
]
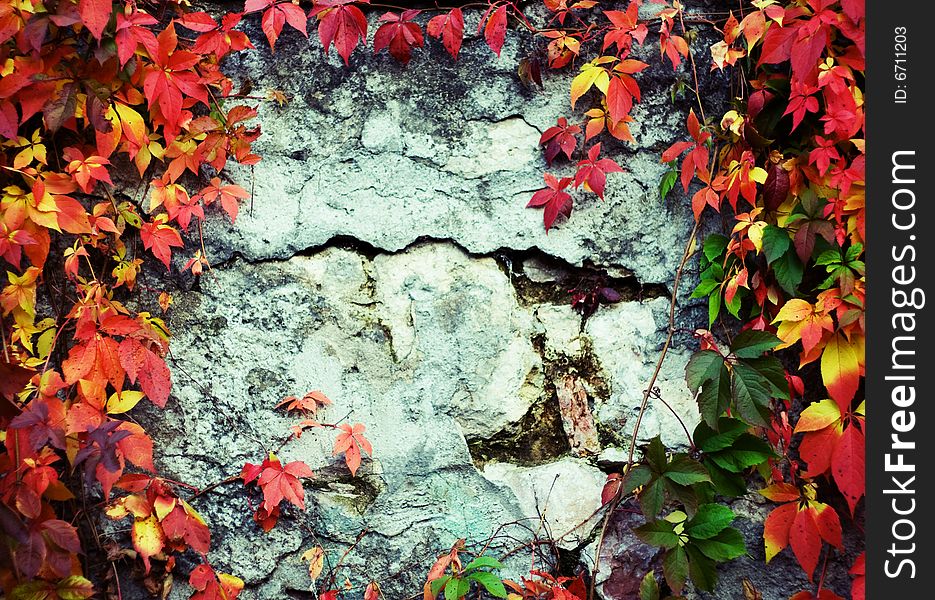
[
  {"xmin": 763, "ymin": 502, "xmax": 796, "ymax": 563},
  {"xmin": 333, "ymin": 423, "xmax": 373, "ymax": 476},
  {"xmin": 820, "ymin": 333, "xmax": 861, "ymax": 411}
]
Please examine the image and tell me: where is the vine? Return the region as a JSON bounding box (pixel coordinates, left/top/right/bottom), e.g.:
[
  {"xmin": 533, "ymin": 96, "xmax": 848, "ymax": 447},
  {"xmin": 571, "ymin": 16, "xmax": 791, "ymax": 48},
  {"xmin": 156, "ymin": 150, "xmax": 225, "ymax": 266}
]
[{"xmin": 0, "ymin": 0, "xmax": 864, "ymax": 599}]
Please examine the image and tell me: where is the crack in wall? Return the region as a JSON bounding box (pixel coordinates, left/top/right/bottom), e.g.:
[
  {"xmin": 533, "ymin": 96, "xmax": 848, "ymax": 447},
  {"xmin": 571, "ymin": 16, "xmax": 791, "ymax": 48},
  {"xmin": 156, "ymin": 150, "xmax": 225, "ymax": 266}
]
[{"xmin": 205, "ymin": 233, "xmax": 670, "ymax": 306}]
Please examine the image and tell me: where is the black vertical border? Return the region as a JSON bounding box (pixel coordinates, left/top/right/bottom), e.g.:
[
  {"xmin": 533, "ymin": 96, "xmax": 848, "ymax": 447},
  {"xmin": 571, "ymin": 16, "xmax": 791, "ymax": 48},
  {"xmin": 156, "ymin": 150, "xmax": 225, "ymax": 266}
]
[{"xmin": 866, "ymin": 1, "xmax": 933, "ymax": 597}]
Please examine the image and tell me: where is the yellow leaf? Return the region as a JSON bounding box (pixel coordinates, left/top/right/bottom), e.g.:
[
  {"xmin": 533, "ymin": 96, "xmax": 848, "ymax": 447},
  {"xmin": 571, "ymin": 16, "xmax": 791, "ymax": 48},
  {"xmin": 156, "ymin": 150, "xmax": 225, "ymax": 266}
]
[
  {"xmin": 302, "ymin": 546, "xmax": 325, "ymax": 581},
  {"xmin": 219, "ymin": 573, "xmax": 245, "ymax": 598},
  {"xmin": 571, "ymin": 63, "xmax": 610, "ymax": 108},
  {"xmin": 105, "ymin": 500, "xmax": 129, "ymax": 520},
  {"xmin": 747, "ymin": 221, "xmax": 768, "ymax": 252},
  {"xmin": 43, "ymin": 480, "xmax": 75, "ymax": 501},
  {"xmin": 772, "ymin": 299, "xmax": 813, "ymax": 323},
  {"xmin": 153, "ymin": 494, "xmax": 176, "ymax": 521},
  {"xmin": 132, "ymin": 515, "xmax": 166, "ymax": 573},
  {"xmin": 750, "ymin": 166, "xmax": 769, "ymax": 184},
  {"xmin": 107, "ymin": 390, "xmax": 145, "ymax": 414},
  {"xmin": 114, "ymin": 102, "xmax": 147, "ymax": 149}
]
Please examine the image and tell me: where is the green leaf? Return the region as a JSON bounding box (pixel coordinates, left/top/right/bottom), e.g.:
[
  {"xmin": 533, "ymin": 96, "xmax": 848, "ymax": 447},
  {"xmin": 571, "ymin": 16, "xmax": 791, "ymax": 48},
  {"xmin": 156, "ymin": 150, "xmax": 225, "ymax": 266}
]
[
  {"xmin": 702, "ymin": 234, "xmax": 729, "ymax": 262},
  {"xmin": 697, "ymin": 364, "xmax": 731, "ymax": 427},
  {"xmin": 760, "ymin": 225, "xmax": 791, "ymax": 264},
  {"xmin": 693, "ymin": 526, "xmax": 747, "ymax": 561},
  {"xmin": 685, "ymin": 504, "xmax": 734, "ymax": 540},
  {"xmin": 708, "ymin": 434, "xmax": 773, "ymax": 472},
  {"xmin": 463, "ymin": 556, "xmax": 504, "ymax": 572},
  {"xmin": 685, "ymin": 350, "xmax": 724, "ymax": 392},
  {"xmin": 664, "ymin": 455, "xmax": 711, "ymax": 486},
  {"xmin": 725, "ymin": 286, "xmax": 743, "ymax": 319},
  {"xmin": 624, "ymin": 465, "xmax": 653, "ymax": 494},
  {"xmin": 646, "ymin": 436, "xmax": 668, "ymax": 472},
  {"xmin": 846, "ymin": 242, "xmax": 863, "ymax": 262},
  {"xmin": 743, "ymin": 356, "xmax": 789, "ymax": 399},
  {"xmin": 662, "ymin": 546, "xmax": 690, "ymax": 595},
  {"xmin": 10, "ymin": 581, "xmax": 49, "ymax": 600},
  {"xmin": 730, "ymin": 330, "xmax": 781, "ymax": 358},
  {"xmin": 685, "ymin": 544, "xmax": 718, "ymax": 591},
  {"xmin": 814, "ymin": 248, "xmax": 840, "ymax": 266},
  {"xmin": 660, "ymin": 169, "xmax": 679, "ymax": 202},
  {"xmin": 703, "ymin": 459, "xmax": 748, "ymax": 497},
  {"xmin": 730, "ymin": 362, "xmax": 772, "ymax": 427},
  {"xmin": 640, "ymin": 571, "xmax": 660, "ymax": 600},
  {"xmin": 707, "ymin": 289, "xmax": 723, "ymax": 326},
  {"xmin": 446, "ymin": 577, "xmax": 470, "ymax": 600},
  {"xmin": 692, "ymin": 278, "xmax": 720, "ymax": 297},
  {"xmin": 639, "ymin": 478, "xmax": 666, "ymax": 518},
  {"xmin": 467, "ymin": 572, "xmax": 507, "ymax": 598},
  {"xmin": 773, "ymin": 249, "xmax": 804, "ymax": 294},
  {"xmin": 666, "ymin": 481, "xmax": 699, "ymax": 516},
  {"xmin": 432, "ymin": 575, "xmax": 452, "ymax": 597},
  {"xmin": 693, "ymin": 418, "xmax": 747, "ymax": 452},
  {"xmin": 634, "ymin": 519, "xmax": 681, "ymax": 549}
]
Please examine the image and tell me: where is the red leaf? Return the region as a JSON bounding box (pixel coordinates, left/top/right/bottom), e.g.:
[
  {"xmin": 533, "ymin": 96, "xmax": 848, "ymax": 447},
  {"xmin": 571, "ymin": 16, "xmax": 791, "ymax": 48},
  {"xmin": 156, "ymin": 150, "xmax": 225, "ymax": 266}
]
[
  {"xmin": 276, "ymin": 390, "xmax": 332, "ymax": 414},
  {"xmin": 140, "ymin": 218, "xmax": 184, "ymax": 270},
  {"xmin": 200, "ymin": 177, "xmax": 250, "ymax": 223},
  {"xmin": 758, "ymin": 22, "xmax": 797, "ymax": 65},
  {"xmin": 177, "ymin": 12, "xmax": 219, "ymax": 33},
  {"xmin": 600, "ymin": 472, "xmax": 621, "ymax": 505},
  {"xmin": 261, "ymin": 3, "xmax": 309, "ymax": 51},
  {"xmin": 138, "ymin": 346, "xmax": 171, "ymax": 408},
  {"xmin": 810, "ymin": 503, "xmax": 842, "ymax": 550},
  {"xmin": 790, "ymin": 507, "xmax": 821, "ymax": 581},
  {"xmin": 373, "ymin": 12, "xmax": 424, "ymax": 65},
  {"xmin": 314, "ymin": 0, "xmax": 370, "ymax": 65},
  {"xmin": 539, "ymin": 117, "xmax": 580, "ymax": 165},
  {"xmin": 574, "ymin": 143, "xmax": 623, "ymax": 200},
  {"xmin": 115, "ymin": 10, "xmax": 159, "ymax": 67},
  {"xmin": 255, "ymin": 455, "xmax": 314, "ymax": 511},
  {"xmin": 527, "ymin": 173, "xmax": 574, "ymax": 232},
  {"xmin": 605, "ymin": 76, "xmax": 632, "ymax": 125},
  {"xmin": 763, "ymin": 162, "xmax": 790, "ymax": 211},
  {"xmin": 831, "ymin": 423, "xmax": 865, "ymax": 516},
  {"xmin": 0, "ymin": 359, "xmax": 33, "ymax": 403},
  {"xmin": 483, "ymin": 5, "xmax": 508, "ymax": 57},
  {"xmin": 661, "ymin": 141, "xmax": 693, "ymax": 164},
  {"xmin": 427, "ymin": 9, "xmax": 464, "ymax": 59},
  {"xmin": 0, "ymin": 100, "xmax": 18, "ymax": 139},
  {"xmin": 763, "ymin": 502, "xmax": 796, "ymax": 563},
  {"xmin": 850, "ymin": 552, "xmax": 865, "ymax": 600},
  {"xmin": 79, "ymin": 0, "xmax": 112, "ymax": 40}
]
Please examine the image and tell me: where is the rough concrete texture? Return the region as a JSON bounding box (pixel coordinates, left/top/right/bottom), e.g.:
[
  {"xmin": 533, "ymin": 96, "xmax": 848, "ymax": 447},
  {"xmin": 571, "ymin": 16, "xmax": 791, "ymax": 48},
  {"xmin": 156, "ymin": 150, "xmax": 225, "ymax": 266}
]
[{"xmin": 116, "ymin": 4, "xmax": 846, "ymax": 600}]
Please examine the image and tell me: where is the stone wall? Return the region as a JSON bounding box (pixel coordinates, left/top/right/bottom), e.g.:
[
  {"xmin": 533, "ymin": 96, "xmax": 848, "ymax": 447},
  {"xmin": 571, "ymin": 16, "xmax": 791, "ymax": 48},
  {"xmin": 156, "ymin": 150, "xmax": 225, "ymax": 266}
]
[{"xmin": 121, "ymin": 4, "xmax": 846, "ymax": 599}]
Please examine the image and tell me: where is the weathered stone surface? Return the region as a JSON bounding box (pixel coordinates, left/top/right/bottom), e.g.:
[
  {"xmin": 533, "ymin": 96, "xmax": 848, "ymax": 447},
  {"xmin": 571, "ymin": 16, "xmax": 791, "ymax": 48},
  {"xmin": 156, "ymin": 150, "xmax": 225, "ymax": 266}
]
[
  {"xmin": 193, "ymin": 6, "xmax": 722, "ymax": 287},
  {"xmin": 122, "ymin": 5, "xmax": 781, "ymax": 599},
  {"xmin": 481, "ymin": 458, "xmax": 606, "ymax": 550},
  {"xmin": 147, "ymin": 237, "xmax": 703, "ymax": 598},
  {"xmin": 586, "ymin": 300, "xmax": 699, "ymax": 450}
]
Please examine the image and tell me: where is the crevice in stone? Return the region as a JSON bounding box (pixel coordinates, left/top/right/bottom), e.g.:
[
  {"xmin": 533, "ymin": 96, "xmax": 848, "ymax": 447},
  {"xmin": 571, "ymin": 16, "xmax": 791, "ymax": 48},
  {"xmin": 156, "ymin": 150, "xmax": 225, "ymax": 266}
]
[
  {"xmin": 307, "ymin": 467, "xmax": 386, "ymax": 517},
  {"xmin": 467, "ymin": 386, "xmax": 571, "ymax": 469},
  {"xmin": 207, "ymin": 233, "xmax": 670, "ymax": 312},
  {"xmin": 467, "ymin": 325, "xmax": 616, "ymax": 469}
]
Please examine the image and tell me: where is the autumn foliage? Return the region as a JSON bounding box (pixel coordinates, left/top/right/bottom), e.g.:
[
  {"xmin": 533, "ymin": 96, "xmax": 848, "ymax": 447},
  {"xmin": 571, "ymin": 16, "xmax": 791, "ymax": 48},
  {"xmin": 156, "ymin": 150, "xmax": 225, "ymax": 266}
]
[{"xmin": 0, "ymin": 0, "xmax": 863, "ymax": 599}]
